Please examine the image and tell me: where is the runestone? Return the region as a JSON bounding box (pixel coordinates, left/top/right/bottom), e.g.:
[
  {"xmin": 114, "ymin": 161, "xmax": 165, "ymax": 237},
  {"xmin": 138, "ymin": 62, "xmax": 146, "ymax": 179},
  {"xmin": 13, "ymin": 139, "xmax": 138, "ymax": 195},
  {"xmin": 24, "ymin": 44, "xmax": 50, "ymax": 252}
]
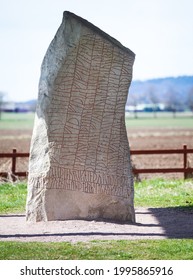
[{"xmin": 26, "ymin": 11, "xmax": 135, "ymax": 222}]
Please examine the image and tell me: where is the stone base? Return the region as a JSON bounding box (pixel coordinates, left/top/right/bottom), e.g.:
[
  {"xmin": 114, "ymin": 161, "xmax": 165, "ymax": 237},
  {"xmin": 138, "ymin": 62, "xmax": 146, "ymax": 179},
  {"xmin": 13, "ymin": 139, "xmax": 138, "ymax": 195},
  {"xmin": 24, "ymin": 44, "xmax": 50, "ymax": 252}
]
[{"xmin": 26, "ymin": 188, "xmax": 135, "ymax": 223}]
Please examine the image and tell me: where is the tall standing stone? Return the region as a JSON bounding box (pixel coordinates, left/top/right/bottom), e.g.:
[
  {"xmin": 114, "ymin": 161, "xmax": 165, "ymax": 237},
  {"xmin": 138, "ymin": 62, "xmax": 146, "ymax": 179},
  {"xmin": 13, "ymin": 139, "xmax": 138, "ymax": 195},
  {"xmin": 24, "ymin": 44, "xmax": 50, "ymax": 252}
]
[{"xmin": 26, "ymin": 11, "xmax": 135, "ymax": 222}]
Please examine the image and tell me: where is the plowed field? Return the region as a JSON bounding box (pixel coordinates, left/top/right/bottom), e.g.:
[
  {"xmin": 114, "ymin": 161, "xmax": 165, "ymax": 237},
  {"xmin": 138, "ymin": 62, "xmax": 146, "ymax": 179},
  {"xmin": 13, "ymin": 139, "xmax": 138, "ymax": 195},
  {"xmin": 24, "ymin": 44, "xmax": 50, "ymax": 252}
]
[{"xmin": 0, "ymin": 127, "xmax": 193, "ymax": 179}]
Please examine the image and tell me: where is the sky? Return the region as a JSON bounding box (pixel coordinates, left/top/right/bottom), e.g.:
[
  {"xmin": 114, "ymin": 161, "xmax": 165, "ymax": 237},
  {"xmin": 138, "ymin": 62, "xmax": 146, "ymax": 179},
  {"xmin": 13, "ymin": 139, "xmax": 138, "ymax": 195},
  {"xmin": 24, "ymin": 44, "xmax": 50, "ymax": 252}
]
[{"xmin": 0, "ymin": 0, "xmax": 193, "ymax": 102}]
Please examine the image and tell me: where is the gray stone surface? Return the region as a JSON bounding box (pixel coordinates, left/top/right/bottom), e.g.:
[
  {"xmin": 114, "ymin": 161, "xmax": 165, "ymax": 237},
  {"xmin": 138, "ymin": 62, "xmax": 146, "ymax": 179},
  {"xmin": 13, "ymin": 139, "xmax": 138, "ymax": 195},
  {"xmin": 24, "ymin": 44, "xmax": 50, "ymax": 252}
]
[{"xmin": 26, "ymin": 11, "xmax": 135, "ymax": 222}]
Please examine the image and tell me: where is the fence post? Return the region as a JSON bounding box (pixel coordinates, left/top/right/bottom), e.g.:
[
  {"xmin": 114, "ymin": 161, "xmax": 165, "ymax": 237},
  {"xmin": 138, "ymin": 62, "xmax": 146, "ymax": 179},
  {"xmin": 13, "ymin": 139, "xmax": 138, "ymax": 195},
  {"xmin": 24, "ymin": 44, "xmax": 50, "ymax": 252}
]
[
  {"xmin": 183, "ymin": 144, "xmax": 187, "ymax": 180},
  {"xmin": 12, "ymin": 148, "xmax": 17, "ymax": 181}
]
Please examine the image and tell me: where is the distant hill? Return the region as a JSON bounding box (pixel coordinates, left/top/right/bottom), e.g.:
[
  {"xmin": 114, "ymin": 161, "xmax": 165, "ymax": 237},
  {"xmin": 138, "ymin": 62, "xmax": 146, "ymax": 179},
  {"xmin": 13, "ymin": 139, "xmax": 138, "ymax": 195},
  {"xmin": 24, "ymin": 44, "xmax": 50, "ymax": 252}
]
[
  {"xmin": 20, "ymin": 76, "xmax": 193, "ymax": 111},
  {"xmin": 23, "ymin": 99, "xmax": 37, "ymax": 105},
  {"xmin": 127, "ymin": 76, "xmax": 193, "ymax": 108}
]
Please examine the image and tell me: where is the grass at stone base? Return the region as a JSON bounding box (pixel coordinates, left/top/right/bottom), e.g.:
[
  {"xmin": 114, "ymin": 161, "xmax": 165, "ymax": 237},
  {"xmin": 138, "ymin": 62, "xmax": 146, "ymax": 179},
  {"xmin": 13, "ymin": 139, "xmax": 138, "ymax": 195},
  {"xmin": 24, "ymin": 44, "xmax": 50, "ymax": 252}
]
[
  {"xmin": 0, "ymin": 178, "xmax": 193, "ymax": 260},
  {"xmin": 0, "ymin": 239, "xmax": 193, "ymax": 260},
  {"xmin": 0, "ymin": 178, "xmax": 193, "ymax": 214},
  {"xmin": 0, "ymin": 181, "xmax": 26, "ymax": 213},
  {"xmin": 134, "ymin": 179, "xmax": 193, "ymax": 208}
]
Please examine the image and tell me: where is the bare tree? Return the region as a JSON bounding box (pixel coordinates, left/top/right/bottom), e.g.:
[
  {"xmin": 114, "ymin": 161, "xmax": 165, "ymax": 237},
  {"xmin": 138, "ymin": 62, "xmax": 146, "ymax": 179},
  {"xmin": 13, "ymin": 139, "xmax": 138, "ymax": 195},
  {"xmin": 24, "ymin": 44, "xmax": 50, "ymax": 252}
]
[
  {"xmin": 0, "ymin": 92, "xmax": 5, "ymax": 120},
  {"xmin": 128, "ymin": 93, "xmax": 139, "ymax": 119},
  {"xmin": 165, "ymin": 87, "xmax": 180, "ymax": 118},
  {"xmin": 28, "ymin": 100, "xmax": 37, "ymax": 112},
  {"xmin": 147, "ymin": 86, "xmax": 159, "ymax": 118},
  {"xmin": 187, "ymin": 87, "xmax": 193, "ymax": 116}
]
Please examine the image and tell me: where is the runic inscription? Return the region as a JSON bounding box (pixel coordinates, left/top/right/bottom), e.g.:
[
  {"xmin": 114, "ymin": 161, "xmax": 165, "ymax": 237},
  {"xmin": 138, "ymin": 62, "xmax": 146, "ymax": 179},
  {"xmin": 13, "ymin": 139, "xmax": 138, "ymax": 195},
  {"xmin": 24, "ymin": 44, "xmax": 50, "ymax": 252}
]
[
  {"xmin": 29, "ymin": 168, "xmax": 131, "ymax": 198},
  {"xmin": 26, "ymin": 11, "xmax": 135, "ymax": 222}
]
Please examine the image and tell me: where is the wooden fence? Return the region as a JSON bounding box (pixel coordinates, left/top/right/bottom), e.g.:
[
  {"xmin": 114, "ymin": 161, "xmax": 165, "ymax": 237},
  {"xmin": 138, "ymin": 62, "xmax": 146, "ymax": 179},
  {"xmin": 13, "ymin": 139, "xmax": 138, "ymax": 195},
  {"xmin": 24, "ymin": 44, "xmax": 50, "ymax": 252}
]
[
  {"xmin": 0, "ymin": 145, "xmax": 193, "ymax": 180},
  {"xmin": 0, "ymin": 149, "xmax": 29, "ymax": 179},
  {"xmin": 130, "ymin": 144, "xmax": 193, "ymax": 179}
]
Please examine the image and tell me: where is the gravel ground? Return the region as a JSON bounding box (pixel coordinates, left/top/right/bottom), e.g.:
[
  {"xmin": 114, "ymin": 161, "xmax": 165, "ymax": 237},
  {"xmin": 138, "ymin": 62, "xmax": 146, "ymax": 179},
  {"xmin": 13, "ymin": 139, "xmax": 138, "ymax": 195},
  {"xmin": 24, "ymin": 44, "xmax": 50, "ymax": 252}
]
[{"xmin": 0, "ymin": 207, "xmax": 193, "ymax": 243}]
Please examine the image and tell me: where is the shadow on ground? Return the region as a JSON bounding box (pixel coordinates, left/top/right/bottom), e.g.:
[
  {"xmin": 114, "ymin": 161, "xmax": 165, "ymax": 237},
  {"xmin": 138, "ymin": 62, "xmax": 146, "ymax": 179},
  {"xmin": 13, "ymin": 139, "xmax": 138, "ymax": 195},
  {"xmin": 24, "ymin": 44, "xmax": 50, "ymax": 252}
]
[{"xmin": 148, "ymin": 206, "xmax": 193, "ymax": 238}]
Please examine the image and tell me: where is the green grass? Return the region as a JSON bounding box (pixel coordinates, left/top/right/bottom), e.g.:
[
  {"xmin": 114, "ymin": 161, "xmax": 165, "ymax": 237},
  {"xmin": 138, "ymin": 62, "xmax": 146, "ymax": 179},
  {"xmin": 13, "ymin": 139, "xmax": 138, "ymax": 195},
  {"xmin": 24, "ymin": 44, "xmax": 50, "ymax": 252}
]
[
  {"xmin": 0, "ymin": 112, "xmax": 193, "ymax": 130},
  {"xmin": 0, "ymin": 112, "xmax": 34, "ymax": 129},
  {"xmin": 134, "ymin": 178, "xmax": 193, "ymax": 208},
  {"xmin": 125, "ymin": 114, "xmax": 193, "ymax": 128},
  {"xmin": 0, "ymin": 239, "xmax": 193, "ymax": 260},
  {"xmin": 0, "ymin": 182, "xmax": 27, "ymax": 213}
]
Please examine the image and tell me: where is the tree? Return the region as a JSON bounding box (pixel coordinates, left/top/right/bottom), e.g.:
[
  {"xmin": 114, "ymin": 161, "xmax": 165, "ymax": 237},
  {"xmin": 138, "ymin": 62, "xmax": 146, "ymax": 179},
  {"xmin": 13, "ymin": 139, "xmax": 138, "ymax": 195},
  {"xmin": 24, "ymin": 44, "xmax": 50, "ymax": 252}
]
[
  {"xmin": 128, "ymin": 93, "xmax": 139, "ymax": 119},
  {"xmin": 0, "ymin": 92, "xmax": 5, "ymax": 120},
  {"xmin": 165, "ymin": 87, "xmax": 181, "ymax": 118},
  {"xmin": 147, "ymin": 86, "xmax": 159, "ymax": 118},
  {"xmin": 187, "ymin": 87, "xmax": 193, "ymax": 116},
  {"xmin": 127, "ymin": 92, "xmax": 141, "ymax": 119}
]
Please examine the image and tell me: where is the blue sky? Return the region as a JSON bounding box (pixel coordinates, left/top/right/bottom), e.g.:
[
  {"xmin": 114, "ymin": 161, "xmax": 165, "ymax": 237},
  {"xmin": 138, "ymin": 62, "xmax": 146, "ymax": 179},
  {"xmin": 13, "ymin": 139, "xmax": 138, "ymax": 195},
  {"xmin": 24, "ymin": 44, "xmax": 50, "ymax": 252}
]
[{"xmin": 1, "ymin": 0, "xmax": 193, "ymax": 101}]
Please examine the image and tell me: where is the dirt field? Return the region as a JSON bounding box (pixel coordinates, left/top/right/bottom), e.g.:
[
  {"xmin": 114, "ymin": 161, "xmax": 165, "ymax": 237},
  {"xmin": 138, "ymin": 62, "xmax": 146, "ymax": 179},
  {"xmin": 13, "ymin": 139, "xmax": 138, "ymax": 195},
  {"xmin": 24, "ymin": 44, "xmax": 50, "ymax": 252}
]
[
  {"xmin": 0, "ymin": 129, "xmax": 32, "ymax": 176},
  {"xmin": 128, "ymin": 127, "xmax": 193, "ymax": 179},
  {"xmin": 0, "ymin": 127, "xmax": 193, "ymax": 179}
]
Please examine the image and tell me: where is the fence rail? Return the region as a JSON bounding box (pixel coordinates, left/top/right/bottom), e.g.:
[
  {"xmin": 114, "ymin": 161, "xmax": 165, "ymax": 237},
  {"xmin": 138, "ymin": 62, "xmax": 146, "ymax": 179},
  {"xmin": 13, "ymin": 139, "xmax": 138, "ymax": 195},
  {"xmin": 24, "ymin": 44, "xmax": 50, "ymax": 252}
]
[
  {"xmin": 0, "ymin": 148, "xmax": 29, "ymax": 179},
  {"xmin": 130, "ymin": 144, "xmax": 193, "ymax": 179},
  {"xmin": 0, "ymin": 145, "xmax": 193, "ymax": 180}
]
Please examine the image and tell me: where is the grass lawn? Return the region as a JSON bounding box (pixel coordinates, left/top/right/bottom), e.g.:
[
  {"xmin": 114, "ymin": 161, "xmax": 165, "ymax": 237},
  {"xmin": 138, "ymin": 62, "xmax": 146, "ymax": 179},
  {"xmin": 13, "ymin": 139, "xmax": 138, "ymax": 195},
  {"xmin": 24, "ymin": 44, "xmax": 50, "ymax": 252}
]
[
  {"xmin": 0, "ymin": 179, "xmax": 193, "ymax": 260},
  {"xmin": 135, "ymin": 179, "xmax": 193, "ymax": 208},
  {"xmin": 0, "ymin": 112, "xmax": 193, "ymax": 130},
  {"xmin": 1, "ymin": 239, "xmax": 193, "ymax": 260},
  {"xmin": 125, "ymin": 115, "xmax": 193, "ymax": 128},
  {"xmin": 0, "ymin": 112, "xmax": 35, "ymax": 130},
  {"xmin": 0, "ymin": 182, "xmax": 27, "ymax": 213}
]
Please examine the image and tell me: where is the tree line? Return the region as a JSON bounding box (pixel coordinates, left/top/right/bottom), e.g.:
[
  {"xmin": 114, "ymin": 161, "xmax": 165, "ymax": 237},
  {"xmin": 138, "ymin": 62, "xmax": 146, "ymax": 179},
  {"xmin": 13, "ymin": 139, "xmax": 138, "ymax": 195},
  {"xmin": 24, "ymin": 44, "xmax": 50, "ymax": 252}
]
[{"xmin": 128, "ymin": 86, "xmax": 193, "ymax": 118}]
